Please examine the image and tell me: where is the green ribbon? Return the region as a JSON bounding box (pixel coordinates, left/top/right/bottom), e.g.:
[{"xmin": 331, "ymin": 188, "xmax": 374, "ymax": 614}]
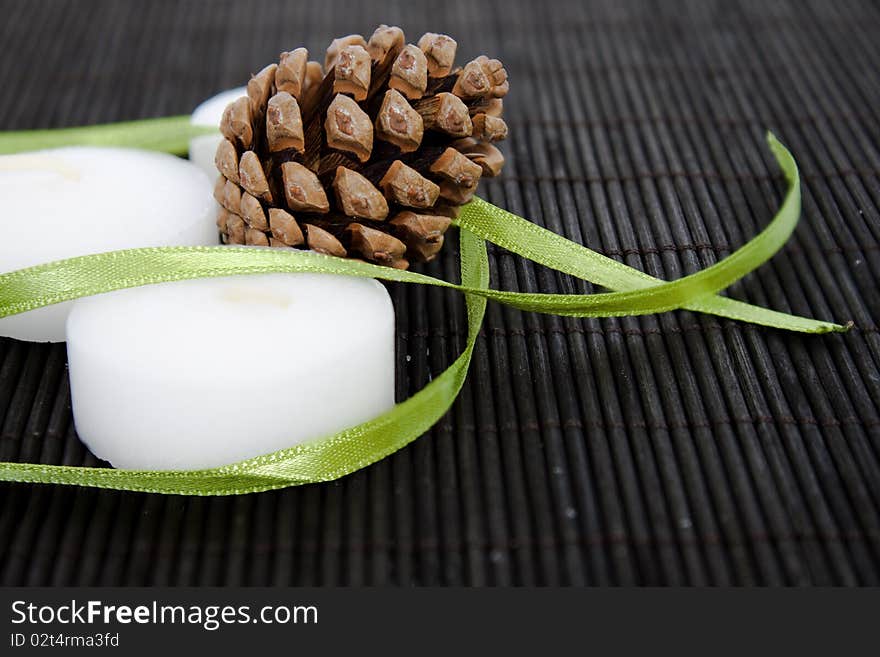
[
  {"xmin": 0, "ymin": 115, "xmax": 213, "ymax": 156},
  {"xmin": 0, "ymin": 119, "xmax": 847, "ymax": 494}
]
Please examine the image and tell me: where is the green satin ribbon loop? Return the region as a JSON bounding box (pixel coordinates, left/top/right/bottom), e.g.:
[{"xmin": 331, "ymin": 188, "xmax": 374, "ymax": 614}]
[
  {"xmin": 456, "ymin": 135, "xmax": 841, "ymax": 333},
  {"xmin": 0, "ymin": 229, "xmax": 489, "ymax": 495},
  {"xmin": 0, "ymin": 119, "xmax": 847, "ymax": 494}
]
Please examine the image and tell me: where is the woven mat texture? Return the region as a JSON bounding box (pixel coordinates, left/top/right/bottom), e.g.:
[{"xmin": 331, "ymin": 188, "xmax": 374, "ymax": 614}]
[{"xmin": 1, "ymin": 0, "xmax": 879, "ymax": 586}]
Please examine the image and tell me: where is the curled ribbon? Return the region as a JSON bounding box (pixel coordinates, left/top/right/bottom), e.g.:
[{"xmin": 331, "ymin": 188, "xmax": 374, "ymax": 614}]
[{"xmin": 0, "ymin": 118, "xmax": 847, "ymax": 494}]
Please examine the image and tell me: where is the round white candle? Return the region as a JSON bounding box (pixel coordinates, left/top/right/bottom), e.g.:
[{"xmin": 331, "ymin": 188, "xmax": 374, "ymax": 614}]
[
  {"xmin": 66, "ymin": 273, "xmax": 396, "ymax": 470},
  {"xmin": 189, "ymin": 87, "xmax": 246, "ymax": 180},
  {"xmin": 0, "ymin": 147, "xmax": 216, "ymax": 342}
]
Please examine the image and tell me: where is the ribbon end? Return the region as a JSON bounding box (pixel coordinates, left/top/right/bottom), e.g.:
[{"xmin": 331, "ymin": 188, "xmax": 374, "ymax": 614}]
[{"xmin": 816, "ymin": 319, "xmax": 853, "ymax": 334}]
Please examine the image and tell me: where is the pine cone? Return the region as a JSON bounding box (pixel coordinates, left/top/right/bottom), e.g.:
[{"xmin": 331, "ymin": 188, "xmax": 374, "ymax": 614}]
[{"xmin": 213, "ymin": 25, "xmax": 509, "ymax": 269}]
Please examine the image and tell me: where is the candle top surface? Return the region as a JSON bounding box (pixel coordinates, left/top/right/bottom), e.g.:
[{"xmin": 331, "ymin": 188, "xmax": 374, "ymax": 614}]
[
  {"xmin": 67, "ymin": 272, "xmax": 394, "ymax": 380},
  {"xmin": 0, "ymin": 146, "xmax": 214, "ymax": 274}
]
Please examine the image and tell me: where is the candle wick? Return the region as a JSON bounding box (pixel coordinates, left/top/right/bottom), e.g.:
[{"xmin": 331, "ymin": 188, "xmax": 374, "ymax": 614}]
[{"xmin": 0, "ymin": 155, "xmax": 81, "ymax": 181}]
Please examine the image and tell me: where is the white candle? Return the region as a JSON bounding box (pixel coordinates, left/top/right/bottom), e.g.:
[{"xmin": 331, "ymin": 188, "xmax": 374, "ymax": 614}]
[
  {"xmin": 189, "ymin": 87, "xmax": 247, "ymax": 180},
  {"xmin": 66, "ymin": 272, "xmax": 396, "ymax": 470},
  {"xmin": 0, "ymin": 147, "xmax": 216, "ymax": 342}
]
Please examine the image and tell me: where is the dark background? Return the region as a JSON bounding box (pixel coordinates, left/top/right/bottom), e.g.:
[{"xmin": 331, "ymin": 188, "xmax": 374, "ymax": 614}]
[{"xmin": 1, "ymin": 0, "xmax": 879, "ymax": 585}]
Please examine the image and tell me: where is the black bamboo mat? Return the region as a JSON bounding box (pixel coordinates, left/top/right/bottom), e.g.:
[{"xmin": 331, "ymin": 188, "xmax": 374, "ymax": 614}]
[{"xmin": 1, "ymin": 0, "xmax": 879, "ymax": 586}]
